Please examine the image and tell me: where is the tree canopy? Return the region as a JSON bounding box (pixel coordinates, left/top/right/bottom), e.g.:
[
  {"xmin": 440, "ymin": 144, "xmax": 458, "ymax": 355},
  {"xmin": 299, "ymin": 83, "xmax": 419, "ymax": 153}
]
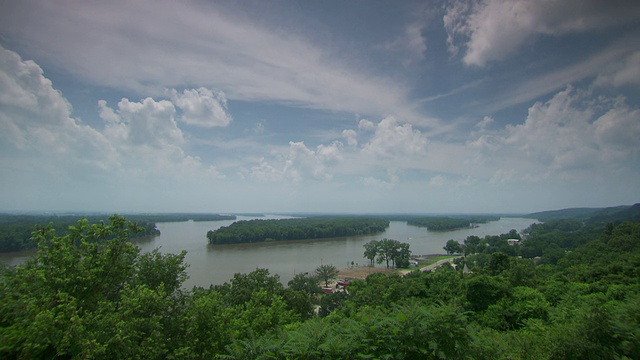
[
  {"xmin": 314, "ymin": 264, "xmax": 339, "ymax": 287},
  {"xmin": 407, "ymin": 215, "xmax": 499, "ymax": 231},
  {"xmin": 443, "ymin": 239, "xmax": 463, "ymax": 255},
  {"xmin": 363, "ymin": 238, "xmax": 412, "ymax": 268},
  {"xmin": 207, "ymin": 216, "xmax": 389, "ymax": 244}
]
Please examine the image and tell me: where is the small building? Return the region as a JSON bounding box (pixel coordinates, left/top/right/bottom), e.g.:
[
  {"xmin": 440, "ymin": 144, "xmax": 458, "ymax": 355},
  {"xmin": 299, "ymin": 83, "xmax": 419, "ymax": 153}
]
[
  {"xmin": 507, "ymin": 238, "xmax": 520, "ymax": 245},
  {"xmin": 463, "ymin": 263, "xmax": 471, "ymax": 274}
]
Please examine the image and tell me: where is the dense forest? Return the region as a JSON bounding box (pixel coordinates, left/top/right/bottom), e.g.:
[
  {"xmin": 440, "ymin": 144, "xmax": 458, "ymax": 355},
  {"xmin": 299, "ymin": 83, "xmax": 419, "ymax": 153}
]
[
  {"xmin": 0, "ymin": 213, "xmax": 235, "ymax": 252},
  {"xmin": 207, "ymin": 216, "xmax": 389, "ymax": 244},
  {"xmin": 407, "ymin": 215, "xmax": 500, "ymax": 231},
  {"xmin": 0, "ymin": 207, "xmax": 639, "ymax": 358}
]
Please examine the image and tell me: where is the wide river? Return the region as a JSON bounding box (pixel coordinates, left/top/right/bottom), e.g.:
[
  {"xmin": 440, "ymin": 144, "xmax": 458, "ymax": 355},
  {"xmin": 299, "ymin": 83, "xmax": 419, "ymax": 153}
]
[{"xmin": 1, "ymin": 216, "xmax": 537, "ymax": 288}]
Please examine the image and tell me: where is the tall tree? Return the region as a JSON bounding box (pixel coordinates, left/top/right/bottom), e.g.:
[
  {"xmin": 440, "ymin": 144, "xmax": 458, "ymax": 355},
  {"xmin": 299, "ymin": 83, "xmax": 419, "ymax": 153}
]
[
  {"xmin": 396, "ymin": 242, "xmax": 412, "ymax": 268},
  {"xmin": 288, "ymin": 272, "xmax": 320, "ymax": 295},
  {"xmin": 314, "ymin": 264, "xmax": 339, "ymax": 287},
  {"xmin": 444, "ymin": 239, "xmax": 463, "ymax": 255},
  {"xmin": 377, "ymin": 238, "xmax": 400, "ymax": 269},
  {"xmin": 363, "ymin": 240, "xmax": 379, "ymax": 267}
]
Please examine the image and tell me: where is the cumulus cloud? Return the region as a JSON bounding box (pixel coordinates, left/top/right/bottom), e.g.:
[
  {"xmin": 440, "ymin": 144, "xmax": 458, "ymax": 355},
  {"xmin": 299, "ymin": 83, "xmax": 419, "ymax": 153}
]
[
  {"xmin": 358, "ymin": 119, "xmax": 376, "ymax": 131},
  {"xmin": 98, "ymin": 97, "xmax": 224, "ymax": 179},
  {"xmin": 0, "ymin": 45, "xmax": 115, "ymax": 170},
  {"xmin": 467, "ymin": 86, "xmax": 640, "ymax": 181},
  {"xmin": 249, "ymin": 116, "xmax": 434, "ymax": 185},
  {"xmin": 100, "ymin": 97, "xmax": 183, "ymax": 147},
  {"xmin": 445, "ymin": 0, "xmax": 640, "ymax": 66},
  {"xmin": 169, "ymin": 88, "xmax": 232, "ymax": 128},
  {"xmin": 362, "ymin": 117, "xmax": 428, "ymax": 159},
  {"xmin": 0, "ymin": 45, "xmax": 224, "ymax": 210},
  {"xmin": 475, "ymin": 116, "xmax": 494, "ymax": 129},
  {"xmin": 250, "ymin": 141, "xmax": 344, "ymax": 183},
  {"xmin": 342, "ymin": 129, "xmax": 358, "ymax": 146}
]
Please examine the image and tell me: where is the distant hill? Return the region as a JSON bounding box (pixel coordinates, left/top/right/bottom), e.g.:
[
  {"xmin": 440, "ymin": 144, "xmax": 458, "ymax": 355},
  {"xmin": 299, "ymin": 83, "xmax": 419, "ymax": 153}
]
[
  {"xmin": 527, "ymin": 203, "xmax": 640, "ymax": 224},
  {"xmin": 588, "ymin": 203, "xmax": 640, "ymax": 225}
]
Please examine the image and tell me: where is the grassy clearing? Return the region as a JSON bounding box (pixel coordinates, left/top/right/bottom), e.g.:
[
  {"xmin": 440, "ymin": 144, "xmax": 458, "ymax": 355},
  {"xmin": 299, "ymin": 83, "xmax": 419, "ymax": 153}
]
[{"xmin": 415, "ymin": 254, "xmax": 458, "ymax": 267}]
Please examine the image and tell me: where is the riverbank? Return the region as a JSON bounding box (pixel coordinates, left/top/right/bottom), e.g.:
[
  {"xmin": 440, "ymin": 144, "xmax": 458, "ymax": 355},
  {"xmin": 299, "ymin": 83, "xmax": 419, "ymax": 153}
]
[{"xmin": 336, "ymin": 254, "xmax": 459, "ymax": 280}]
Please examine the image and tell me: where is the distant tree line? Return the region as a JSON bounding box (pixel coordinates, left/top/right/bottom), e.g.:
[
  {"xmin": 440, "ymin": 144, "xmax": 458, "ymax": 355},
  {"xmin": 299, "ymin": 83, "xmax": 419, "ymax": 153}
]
[
  {"xmin": 407, "ymin": 215, "xmax": 500, "ymax": 231},
  {"xmin": 363, "ymin": 238, "xmax": 412, "ymax": 268},
  {"xmin": 0, "ymin": 214, "xmax": 163, "ymax": 252},
  {"xmin": 122, "ymin": 213, "xmax": 236, "ymax": 223},
  {"xmin": 0, "ymin": 213, "xmax": 237, "ymax": 252},
  {"xmin": 207, "ymin": 217, "xmax": 389, "ymax": 245}
]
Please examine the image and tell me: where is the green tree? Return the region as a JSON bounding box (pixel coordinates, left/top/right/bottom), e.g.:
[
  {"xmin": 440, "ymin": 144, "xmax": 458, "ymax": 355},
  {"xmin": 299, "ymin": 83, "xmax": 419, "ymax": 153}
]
[
  {"xmin": 134, "ymin": 248, "xmax": 188, "ymax": 293},
  {"xmin": 288, "ymin": 272, "xmax": 320, "ymax": 294},
  {"xmin": 0, "ymin": 215, "xmax": 189, "ymax": 359},
  {"xmin": 443, "ymin": 239, "xmax": 462, "ymax": 255},
  {"xmin": 314, "ymin": 264, "xmax": 339, "ymax": 287},
  {"xmin": 465, "ymin": 274, "xmax": 510, "ymax": 312},
  {"xmin": 363, "ymin": 239, "xmax": 379, "ymax": 267},
  {"xmin": 464, "ymin": 235, "xmax": 481, "ymax": 255},
  {"xmin": 487, "ymin": 251, "xmax": 511, "ymax": 276},
  {"xmin": 395, "ymin": 242, "xmax": 412, "ymax": 268},
  {"xmin": 376, "ymin": 238, "xmax": 399, "ymax": 268}
]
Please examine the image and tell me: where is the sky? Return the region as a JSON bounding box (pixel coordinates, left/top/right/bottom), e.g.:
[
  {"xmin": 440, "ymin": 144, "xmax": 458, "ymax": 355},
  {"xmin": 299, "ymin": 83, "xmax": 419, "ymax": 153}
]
[{"xmin": 0, "ymin": 0, "xmax": 639, "ymax": 215}]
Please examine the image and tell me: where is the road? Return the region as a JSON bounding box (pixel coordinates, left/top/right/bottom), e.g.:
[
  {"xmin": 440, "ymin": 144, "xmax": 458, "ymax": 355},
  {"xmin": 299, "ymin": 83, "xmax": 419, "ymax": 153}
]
[{"xmin": 399, "ymin": 257, "xmax": 460, "ymax": 275}]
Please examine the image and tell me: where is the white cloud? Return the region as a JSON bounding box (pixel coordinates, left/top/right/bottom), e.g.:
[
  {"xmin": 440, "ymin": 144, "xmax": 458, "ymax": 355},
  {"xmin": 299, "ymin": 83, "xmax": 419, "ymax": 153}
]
[
  {"xmin": 445, "ymin": 0, "xmax": 640, "ymax": 66},
  {"xmin": 467, "ymin": 86, "xmax": 640, "ymax": 182},
  {"xmin": 377, "ymin": 22, "xmax": 427, "ymax": 66},
  {"xmin": 358, "ymin": 119, "xmax": 376, "ymax": 131},
  {"xmin": 342, "ymin": 129, "xmax": 358, "ymax": 146},
  {"xmin": 98, "ymin": 97, "xmax": 224, "ymax": 180},
  {"xmin": 250, "ymin": 141, "xmax": 344, "ymax": 183},
  {"xmin": 482, "ymin": 43, "xmax": 633, "ymax": 112},
  {"xmin": 0, "ymin": 45, "xmax": 226, "ymax": 211},
  {"xmin": 0, "ymin": 45, "xmax": 116, "ymax": 170},
  {"xmin": 475, "ymin": 116, "xmax": 494, "ymax": 129},
  {"xmin": 593, "ymin": 97, "xmax": 640, "ymax": 158},
  {"xmin": 362, "ymin": 117, "xmax": 428, "ymax": 160},
  {"xmin": 594, "ymin": 51, "xmax": 640, "ymax": 88},
  {"xmin": 102, "ymin": 97, "xmax": 184, "ymax": 147},
  {"xmin": 363, "ymin": 171, "xmax": 400, "ymax": 190},
  {"xmin": 169, "ymin": 88, "xmax": 232, "ymax": 128},
  {"xmin": 0, "ymin": 0, "xmax": 427, "ymax": 123}
]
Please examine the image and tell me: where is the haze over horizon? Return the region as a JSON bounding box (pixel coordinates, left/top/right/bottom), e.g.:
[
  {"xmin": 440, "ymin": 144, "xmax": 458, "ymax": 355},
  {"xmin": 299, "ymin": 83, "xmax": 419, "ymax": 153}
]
[{"xmin": 1, "ymin": 1, "xmax": 639, "ymax": 215}]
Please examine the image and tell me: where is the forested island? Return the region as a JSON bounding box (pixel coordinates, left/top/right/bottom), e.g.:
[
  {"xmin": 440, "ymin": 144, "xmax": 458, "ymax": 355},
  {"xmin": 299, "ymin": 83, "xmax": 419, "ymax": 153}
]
[
  {"xmin": 406, "ymin": 215, "xmax": 500, "ymax": 231},
  {"xmin": 207, "ymin": 216, "xmax": 389, "ymax": 244},
  {"xmin": 0, "ymin": 213, "xmax": 235, "ymax": 252}
]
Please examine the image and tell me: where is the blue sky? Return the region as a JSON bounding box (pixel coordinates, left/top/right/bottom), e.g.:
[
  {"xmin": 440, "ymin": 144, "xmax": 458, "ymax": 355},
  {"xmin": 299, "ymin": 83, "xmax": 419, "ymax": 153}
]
[{"xmin": 0, "ymin": 0, "xmax": 639, "ymax": 214}]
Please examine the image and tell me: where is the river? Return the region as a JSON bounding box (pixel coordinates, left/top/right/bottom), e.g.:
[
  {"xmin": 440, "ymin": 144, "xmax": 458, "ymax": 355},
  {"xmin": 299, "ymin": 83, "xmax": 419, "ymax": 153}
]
[{"xmin": 0, "ymin": 216, "xmax": 537, "ymax": 288}]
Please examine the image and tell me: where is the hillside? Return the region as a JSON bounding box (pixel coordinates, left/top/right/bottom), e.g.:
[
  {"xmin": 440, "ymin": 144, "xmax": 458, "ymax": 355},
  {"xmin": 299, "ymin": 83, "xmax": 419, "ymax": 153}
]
[{"xmin": 527, "ymin": 204, "xmax": 638, "ymax": 222}]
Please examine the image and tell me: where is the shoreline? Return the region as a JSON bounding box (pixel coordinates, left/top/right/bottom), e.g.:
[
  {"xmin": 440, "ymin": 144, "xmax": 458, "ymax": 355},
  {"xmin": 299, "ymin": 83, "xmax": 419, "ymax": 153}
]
[{"xmin": 336, "ymin": 253, "xmax": 455, "ymax": 280}]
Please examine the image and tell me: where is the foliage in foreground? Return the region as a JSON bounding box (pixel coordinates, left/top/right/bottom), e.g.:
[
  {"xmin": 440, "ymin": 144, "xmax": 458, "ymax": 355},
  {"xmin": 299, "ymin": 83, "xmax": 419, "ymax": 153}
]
[{"xmin": 1, "ymin": 214, "xmax": 639, "ymax": 359}]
